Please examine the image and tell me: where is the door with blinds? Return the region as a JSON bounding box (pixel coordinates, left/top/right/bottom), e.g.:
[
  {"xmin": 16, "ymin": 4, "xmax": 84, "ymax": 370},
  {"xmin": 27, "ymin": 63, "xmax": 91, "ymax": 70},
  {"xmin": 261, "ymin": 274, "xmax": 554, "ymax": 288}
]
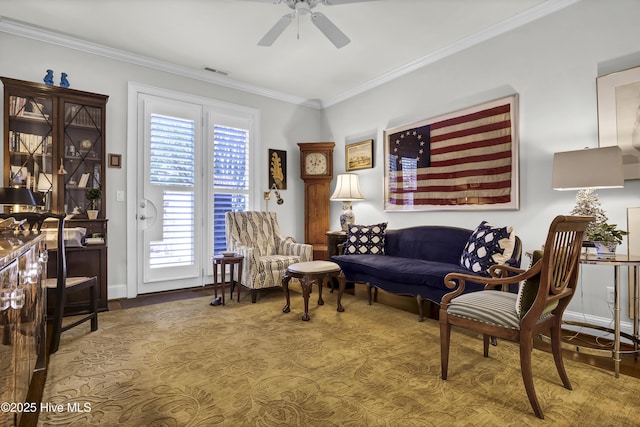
[{"xmin": 136, "ymin": 93, "xmax": 251, "ymax": 294}]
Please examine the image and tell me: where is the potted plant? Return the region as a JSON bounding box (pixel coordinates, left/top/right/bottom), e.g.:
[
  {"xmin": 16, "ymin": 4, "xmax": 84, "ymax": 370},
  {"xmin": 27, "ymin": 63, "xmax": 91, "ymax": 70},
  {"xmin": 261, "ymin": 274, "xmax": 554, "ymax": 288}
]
[
  {"xmin": 86, "ymin": 188, "xmax": 102, "ymax": 219},
  {"xmin": 586, "ymin": 223, "xmax": 628, "ymax": 258}
]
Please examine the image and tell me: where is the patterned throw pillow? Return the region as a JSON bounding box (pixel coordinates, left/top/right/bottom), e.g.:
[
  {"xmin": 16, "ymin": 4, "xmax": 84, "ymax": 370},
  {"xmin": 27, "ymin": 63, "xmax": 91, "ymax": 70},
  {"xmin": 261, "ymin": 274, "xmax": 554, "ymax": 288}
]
[
  {"xmin": 460, "ymin": 221, "xmax": 516, "ymax": 276},
  {"xmin": 344, "ymin": 223, "xmax": 387, "ymax": 255}
]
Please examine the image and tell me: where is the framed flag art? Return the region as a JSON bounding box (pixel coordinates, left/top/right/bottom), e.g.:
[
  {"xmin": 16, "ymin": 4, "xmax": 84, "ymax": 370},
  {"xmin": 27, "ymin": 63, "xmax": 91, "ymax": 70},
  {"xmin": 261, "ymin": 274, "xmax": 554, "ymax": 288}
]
[{"xmin": 383, "ymin": 95, "xmax": 519, "ymax": 211}]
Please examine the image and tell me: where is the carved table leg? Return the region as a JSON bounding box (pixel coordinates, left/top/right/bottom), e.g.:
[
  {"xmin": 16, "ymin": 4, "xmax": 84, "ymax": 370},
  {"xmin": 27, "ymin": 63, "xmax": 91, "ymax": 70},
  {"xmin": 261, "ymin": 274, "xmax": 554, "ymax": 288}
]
[
  {"xmin": 317, "ymin": 275, "xmax": 324, "ymax": 306},
  {"xmin": 300, "ymin": 275, "xmax": 312, "ymax": 321},
  {"xmin": 282, "ymin": 273, "xmax": 291, "ymax": 314},
  {"xmin": 337, "ymin": 271, "xmax": 346, "ymax": 313}
]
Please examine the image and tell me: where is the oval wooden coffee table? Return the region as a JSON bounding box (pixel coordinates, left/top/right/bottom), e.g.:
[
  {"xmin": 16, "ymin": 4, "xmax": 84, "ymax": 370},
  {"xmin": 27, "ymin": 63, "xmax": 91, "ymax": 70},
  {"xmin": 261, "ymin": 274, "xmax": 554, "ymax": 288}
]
[{"xmin": 282, "ymin": 260, "xmax": 346, "ymax": 321}]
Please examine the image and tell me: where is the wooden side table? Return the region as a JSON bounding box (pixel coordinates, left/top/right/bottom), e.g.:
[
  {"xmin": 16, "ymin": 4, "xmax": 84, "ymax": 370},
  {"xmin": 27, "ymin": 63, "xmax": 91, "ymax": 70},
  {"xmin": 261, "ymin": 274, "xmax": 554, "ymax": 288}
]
[
  {"xmin": 211, "ymin": 254, "xmax": 244, "ymax": 306},
  {"xmin": 326, "ymin": 230, "xmax": 347, "ymax": 259}
]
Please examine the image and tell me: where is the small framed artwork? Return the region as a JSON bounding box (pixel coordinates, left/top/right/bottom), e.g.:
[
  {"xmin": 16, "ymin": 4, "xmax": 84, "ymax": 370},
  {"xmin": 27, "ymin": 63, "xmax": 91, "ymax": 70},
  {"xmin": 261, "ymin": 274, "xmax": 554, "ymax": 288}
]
[
  {"xmin": 108, "ymin": 153, "xmax": 122, "ymax": 168},
  {"xmin": 268, "ymin": 149, "xmax": 287, "ymax": 189},
  {"xmin": 346, "ymin": 139, "xmax": 374, "ymax": 171},
  {"xmin": 597, "ymin": 65, "xmax": 640, "ymax": 180}
]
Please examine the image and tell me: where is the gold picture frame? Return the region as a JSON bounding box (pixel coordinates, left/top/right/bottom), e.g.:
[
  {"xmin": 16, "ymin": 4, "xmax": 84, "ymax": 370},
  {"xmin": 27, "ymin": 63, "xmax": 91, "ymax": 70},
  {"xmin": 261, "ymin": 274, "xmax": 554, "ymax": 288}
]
[
  {"xmin": 597, "ymin": 65, "xmax": 640, "ymax": 180},
  {"xmin": 345, "ymin": 139, "xmax": 374, "ymax": 171}
]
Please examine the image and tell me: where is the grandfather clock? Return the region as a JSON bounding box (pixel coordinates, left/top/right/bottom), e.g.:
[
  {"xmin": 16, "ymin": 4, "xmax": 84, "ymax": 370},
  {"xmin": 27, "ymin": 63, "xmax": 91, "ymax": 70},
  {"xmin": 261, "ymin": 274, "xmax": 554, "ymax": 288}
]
[{"xmin": 298, "ymin": 142, "xmax": 335, "ymax": 260}]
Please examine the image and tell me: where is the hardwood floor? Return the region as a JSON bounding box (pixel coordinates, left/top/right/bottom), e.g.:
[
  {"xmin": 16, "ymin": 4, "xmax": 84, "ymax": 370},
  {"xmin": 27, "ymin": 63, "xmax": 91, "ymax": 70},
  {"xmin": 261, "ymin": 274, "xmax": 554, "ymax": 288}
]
[{"xmin": 109, "ymin": 283, "xmax": 640, "ymax": 380}]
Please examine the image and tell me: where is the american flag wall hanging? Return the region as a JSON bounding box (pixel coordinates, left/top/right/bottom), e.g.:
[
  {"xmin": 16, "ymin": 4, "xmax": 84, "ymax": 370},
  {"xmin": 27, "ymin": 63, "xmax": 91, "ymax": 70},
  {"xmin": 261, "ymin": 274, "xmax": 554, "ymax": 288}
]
[{"xmin": 384, "ymin": 95, "xmax": 519, "ymax": 211}]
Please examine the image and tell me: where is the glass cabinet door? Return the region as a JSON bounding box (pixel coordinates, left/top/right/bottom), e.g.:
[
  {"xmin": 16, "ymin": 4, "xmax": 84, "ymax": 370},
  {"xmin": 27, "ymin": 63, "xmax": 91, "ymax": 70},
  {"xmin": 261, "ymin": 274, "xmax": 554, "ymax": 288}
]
[
  {"xmin": 6, "ymin": 94, "xmax": 54, "ymax": 204},
  {"xmin": 62, "ymin": 101, "xmax": 103, "ymax": 215}
]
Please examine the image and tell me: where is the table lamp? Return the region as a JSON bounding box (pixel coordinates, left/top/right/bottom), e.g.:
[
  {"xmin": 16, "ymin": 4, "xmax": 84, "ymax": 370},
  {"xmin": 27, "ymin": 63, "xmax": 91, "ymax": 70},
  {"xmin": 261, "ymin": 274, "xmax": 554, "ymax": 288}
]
[
  {"xmin": 552, "ymin": 146, "xmax": 624, "ymax": 233},
  {"xmin": 330, "ymin": 173, "xmax": 364, "ymax": 231},
  {"xmin": 0, "ymin": 187, "xmax": 39, "ymax": 213}
]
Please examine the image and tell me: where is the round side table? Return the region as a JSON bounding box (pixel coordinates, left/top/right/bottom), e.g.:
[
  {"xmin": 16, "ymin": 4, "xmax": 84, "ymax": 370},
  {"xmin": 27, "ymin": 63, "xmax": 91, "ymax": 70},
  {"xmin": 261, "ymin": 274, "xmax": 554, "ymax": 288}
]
[
  {"xmin": 211, "ymin": 254, "xmax": 244, "ymax": 306},
  {"xmin": 282, "ymin": 260, "xmax": 346, "ymax": 321}
]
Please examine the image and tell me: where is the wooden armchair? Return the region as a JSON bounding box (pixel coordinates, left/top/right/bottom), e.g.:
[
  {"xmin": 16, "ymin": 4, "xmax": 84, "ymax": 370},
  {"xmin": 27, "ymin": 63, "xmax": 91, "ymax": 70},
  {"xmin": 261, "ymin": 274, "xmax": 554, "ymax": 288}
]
[
  {"xmin": 439, "ymin": 215, "xmax": 593, "ymax": 419},
  {"xmin": 2, "ymin": 213, "xmax": 98, "ymax": 353}
]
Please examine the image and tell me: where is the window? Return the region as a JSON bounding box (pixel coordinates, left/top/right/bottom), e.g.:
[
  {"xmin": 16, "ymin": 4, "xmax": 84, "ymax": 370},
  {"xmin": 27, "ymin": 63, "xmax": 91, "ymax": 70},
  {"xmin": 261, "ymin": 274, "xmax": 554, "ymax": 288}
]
[
  {"xmin": 211, "ymin": 124, "xmax": 249, "ymax": 255},
  {"xmin": 148, "ymin": 114, "xmax": 196, "ymax": 268}
]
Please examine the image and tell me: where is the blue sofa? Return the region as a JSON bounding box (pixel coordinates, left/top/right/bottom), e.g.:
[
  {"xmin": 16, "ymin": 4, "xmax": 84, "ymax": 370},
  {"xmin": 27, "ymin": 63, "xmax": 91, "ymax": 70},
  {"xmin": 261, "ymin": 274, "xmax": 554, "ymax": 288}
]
[{"xmin": 331, "ymin": 225, "xmax": 522, "ymax": 321}]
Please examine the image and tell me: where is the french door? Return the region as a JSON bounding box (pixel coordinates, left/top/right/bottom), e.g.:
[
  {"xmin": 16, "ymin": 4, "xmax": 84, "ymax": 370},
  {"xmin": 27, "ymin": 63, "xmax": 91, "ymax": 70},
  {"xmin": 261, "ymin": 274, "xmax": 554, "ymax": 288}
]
[
  {"xmin": 137, "ymin": 96, "xmax": 204, "ymax": 294},
  {"xmin": 134, "ymin": 91, "xmax": 255, "ymax": 295}
]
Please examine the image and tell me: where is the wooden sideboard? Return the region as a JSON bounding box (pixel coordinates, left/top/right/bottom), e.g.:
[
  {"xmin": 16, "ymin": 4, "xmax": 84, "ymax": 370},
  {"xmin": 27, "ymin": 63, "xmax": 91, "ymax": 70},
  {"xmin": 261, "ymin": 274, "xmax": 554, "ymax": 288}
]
[{"xmin": 0, "ymin": 234, "xmax": 46, "ymax": 427}]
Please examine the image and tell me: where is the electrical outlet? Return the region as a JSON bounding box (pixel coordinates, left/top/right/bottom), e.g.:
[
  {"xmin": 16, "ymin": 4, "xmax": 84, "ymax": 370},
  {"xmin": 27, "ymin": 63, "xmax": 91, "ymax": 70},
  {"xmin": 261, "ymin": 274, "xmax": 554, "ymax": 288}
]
[{"xmin": 607, "ymin": 287, "xmax": 615, "ymax": 304}]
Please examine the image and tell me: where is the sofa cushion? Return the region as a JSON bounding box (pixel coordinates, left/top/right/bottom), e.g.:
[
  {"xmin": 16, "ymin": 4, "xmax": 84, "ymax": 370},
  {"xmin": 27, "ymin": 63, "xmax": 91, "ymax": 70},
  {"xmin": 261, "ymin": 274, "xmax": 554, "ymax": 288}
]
[
  {"xmin": 333, "ymin": 254, "xmax": 486, "ymax": 292},
  {"xmin": 344, "ymin": 223, "xmax": 387, "ymax": 255},
  {"xmin": 460, "ymin": 221, "xmax": 515, "ymax": 276}
]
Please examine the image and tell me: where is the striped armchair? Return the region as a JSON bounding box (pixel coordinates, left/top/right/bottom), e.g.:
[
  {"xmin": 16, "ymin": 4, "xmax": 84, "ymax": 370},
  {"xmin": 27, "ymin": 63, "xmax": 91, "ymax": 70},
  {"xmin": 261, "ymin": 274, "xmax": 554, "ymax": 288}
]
[{"xmin": 225, "ymin": 211, "xmax": 312, "ymax": 303}]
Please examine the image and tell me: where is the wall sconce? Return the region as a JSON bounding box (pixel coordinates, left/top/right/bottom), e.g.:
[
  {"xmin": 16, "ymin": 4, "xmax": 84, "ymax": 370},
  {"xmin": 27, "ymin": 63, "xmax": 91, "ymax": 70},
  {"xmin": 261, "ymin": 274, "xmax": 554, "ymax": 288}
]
[
  {"xmin": 330, "ymin": 173, "xmax": 364, "ymax": 231},
  {"xmin": 264, "ymin": 183, "xmax": 283, "ymax": 211}
]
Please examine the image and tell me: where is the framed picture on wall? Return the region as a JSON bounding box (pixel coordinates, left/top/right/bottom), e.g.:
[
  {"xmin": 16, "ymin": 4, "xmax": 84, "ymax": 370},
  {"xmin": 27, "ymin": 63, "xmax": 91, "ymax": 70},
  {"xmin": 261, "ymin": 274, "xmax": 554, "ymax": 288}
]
[
  {"xmin": 346, "ymin": 139, "xmax": 374, "ymax": 171},
  {"xmin": 597, "ymin": 65, "xmax": 640, "ymax": 180},
  {"xmin": 268, "ymin": 149, "xmax": 287, "ymax": 189},
  {"xmin": 383, "ymin": 95, "xmax": 519, "ymax": 211}
]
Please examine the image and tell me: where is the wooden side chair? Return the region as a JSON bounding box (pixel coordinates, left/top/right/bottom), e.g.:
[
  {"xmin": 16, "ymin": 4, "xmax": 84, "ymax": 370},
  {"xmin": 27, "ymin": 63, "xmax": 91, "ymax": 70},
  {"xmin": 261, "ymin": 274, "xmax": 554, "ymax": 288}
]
[
  {"xmin": 1, "ymin": 212, "xmax": 98, "ymax": 353},
  {"xmin": 439, "ymin": 215, "xmax": 593, "ymax": 419}
]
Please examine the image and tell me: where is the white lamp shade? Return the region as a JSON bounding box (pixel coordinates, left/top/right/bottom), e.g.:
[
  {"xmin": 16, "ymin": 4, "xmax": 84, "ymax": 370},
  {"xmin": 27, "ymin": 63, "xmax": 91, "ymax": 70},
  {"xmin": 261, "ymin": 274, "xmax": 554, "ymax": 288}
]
[
  {"xmin": 330, "ymin": 173, "xmax": 364, "ymax": 201},
  {"xmin": 38, "ymin": 173, "xmax": 53, "ymax": 192},
  {"xmin": 552, "ymin": 146, "xmax": 624, "ymax": 190}
]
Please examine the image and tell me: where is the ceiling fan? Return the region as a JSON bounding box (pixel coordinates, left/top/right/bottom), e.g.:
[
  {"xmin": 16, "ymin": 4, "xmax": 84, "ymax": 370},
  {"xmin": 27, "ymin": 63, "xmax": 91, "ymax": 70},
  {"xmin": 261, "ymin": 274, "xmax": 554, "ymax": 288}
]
[{"xmin": 254, "ymin": 0, "xmax": 376, "ymax": 49}]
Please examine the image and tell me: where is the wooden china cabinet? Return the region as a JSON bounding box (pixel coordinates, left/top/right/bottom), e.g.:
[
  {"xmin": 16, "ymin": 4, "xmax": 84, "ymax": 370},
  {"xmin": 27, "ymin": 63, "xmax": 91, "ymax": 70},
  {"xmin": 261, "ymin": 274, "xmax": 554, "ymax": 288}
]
[{"xmin": 1, "ymin": 76, "xmax": 109, "ymax": 313}]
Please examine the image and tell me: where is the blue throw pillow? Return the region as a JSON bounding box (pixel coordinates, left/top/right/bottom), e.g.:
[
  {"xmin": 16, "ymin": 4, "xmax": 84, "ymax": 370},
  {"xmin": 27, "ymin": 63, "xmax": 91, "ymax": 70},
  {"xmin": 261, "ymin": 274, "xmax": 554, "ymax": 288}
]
[
  {"xmin": 460, "ymin": 221, "xmax": 515, "ymax": 276},
  {"xmin": 344, "ymin": 223, "xmax": 387, "ymax": 255}
]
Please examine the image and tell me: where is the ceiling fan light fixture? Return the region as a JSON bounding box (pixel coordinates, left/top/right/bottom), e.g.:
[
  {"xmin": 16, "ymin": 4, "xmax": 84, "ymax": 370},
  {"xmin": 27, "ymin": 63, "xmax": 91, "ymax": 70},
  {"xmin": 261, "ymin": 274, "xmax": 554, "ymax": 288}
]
[{"xmin": 257, "ymin": 0, "xmax": 367, "ymax": 48}]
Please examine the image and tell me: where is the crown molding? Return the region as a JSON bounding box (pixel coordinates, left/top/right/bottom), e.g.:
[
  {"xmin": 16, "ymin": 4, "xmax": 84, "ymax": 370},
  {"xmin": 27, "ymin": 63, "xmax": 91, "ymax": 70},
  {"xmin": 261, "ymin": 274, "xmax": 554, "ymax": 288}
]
[
  {"xmin": 320, "ymin": 0, "xmax": 581, "ymax": 108},
  {"xmin": 1, "ymin": 0, "xmax": 578, "ymax": 111},
  {"xmin": 0, "ymin": 16, "xmax": 323, "ymax": 110}
]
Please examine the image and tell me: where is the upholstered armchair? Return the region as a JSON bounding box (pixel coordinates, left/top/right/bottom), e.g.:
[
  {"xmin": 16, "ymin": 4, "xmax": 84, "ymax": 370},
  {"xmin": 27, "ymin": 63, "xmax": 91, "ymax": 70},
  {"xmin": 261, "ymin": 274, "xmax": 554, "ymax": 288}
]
[{"xmin": 225, "ymin": 211, "xmax": 312, "ymax": 303}]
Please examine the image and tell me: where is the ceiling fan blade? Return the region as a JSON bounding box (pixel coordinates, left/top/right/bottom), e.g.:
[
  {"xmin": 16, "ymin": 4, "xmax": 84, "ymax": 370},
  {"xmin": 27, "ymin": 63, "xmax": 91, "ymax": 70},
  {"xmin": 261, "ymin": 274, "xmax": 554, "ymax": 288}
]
[
  {"xmin": 258, "ymin": 13, "xmax": 294, "ymax": 46},
  {"xmin": 311, "ymin": 12, "xmax": 350, "ymax": 49},
  {"xmin": 321, "ymin": 0, "xmax": 379, "ymax": 5}
]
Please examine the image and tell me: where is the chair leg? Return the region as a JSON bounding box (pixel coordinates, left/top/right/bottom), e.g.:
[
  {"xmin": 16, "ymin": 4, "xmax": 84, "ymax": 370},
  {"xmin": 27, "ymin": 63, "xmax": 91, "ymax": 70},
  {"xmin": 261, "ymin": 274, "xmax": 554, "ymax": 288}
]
[
  {"xmin": 367, "ymin": 284, "xmax": 373, "ymax": 305},
  {"xmin": 251, "ymin": 289, "xmax": 257, "ymax": 304},
  {"xmin": 483, "ymin": 334, "xmax": 490, "ymax": 357},
  {"xmin": 49, "ymin": 291, "xmax": 65, "ymax": 354},
  {"xmin": 90, "ymin": 285, "xmax": 98, "ymax": 332},
  {"xmin": 440, "ymin": 320, "xmax": 451, "ymax": 380},
  {"xmin": 520, "ymin": 334, "xmax": 544, "ymax": 419},
  {"xmin": 550, "ymin": 320, "xmax": 572, "ymax": 390}
]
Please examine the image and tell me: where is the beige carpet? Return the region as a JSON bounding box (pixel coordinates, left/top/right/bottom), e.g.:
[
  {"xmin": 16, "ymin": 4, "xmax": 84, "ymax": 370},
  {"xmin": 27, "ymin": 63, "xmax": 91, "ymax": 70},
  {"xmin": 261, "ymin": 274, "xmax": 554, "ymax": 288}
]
[{"xmin": 40, "ymin": 286, "xmax": 639, "ymax": 426}]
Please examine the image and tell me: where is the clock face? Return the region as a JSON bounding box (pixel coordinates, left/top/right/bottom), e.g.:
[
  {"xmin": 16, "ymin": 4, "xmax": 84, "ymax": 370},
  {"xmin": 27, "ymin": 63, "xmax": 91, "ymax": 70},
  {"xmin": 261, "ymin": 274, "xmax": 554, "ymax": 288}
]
[{"xmin": 305, "ymin": 152, "xmax": 328, "ymax": 175}]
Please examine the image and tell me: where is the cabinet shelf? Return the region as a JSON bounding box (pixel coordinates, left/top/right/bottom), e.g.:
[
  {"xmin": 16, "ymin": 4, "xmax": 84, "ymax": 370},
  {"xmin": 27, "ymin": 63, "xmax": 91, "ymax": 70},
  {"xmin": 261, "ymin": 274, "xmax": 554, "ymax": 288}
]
[{"xmin": 2, "ymin": 76, "xmax": 110, "ymax": 314}]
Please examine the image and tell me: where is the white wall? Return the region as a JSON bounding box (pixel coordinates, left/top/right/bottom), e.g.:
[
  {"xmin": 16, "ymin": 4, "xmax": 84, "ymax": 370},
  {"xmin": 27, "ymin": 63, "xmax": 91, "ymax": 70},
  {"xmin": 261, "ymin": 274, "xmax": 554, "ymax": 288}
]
[
  {"xmin": 0, "ymin": 33, "xmax": 325, "ymax": 299},
  {"xmin": 322, "ymin": 0, "xmax": 640, "ymax": 329},
  {"xmin": 2, "ymin": 0, "xmax": 639, "ymax": 331}
]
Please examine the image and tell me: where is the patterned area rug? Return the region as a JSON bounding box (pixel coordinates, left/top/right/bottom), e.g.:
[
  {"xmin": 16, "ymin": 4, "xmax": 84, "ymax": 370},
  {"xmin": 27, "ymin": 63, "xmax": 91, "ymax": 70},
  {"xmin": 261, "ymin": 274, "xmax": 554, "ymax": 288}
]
[{"xmin": 41, "ymin": 286, "xmax": 639, "ymax": 426}]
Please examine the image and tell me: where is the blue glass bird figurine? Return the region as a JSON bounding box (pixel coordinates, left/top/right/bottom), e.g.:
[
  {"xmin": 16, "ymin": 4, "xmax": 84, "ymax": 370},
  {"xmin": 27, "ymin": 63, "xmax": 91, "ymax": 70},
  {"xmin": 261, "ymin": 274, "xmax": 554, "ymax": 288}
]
[
  {"xmin": 43, "ymin": 69, "xmax": 54, "ymax": 86},
  {"xmin": 60, "ymin": 72, "xmax": 70, "ymax": 88}
]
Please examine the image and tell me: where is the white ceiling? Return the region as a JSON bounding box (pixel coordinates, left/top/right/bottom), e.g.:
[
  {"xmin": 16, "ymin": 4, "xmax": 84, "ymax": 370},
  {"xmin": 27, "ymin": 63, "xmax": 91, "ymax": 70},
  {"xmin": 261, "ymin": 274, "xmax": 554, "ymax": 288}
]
[{"xmin": 0, "ymin": 0, "xmax": 576, "ymax": 108}]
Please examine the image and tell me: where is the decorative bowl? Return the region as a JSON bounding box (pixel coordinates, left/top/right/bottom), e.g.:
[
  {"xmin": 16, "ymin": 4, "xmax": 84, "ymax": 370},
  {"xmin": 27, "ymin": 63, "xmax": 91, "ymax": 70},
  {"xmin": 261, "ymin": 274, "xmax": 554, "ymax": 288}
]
[{"xmin": 221, "ymin": 251, "xmax": 235, "ymax": 257}]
